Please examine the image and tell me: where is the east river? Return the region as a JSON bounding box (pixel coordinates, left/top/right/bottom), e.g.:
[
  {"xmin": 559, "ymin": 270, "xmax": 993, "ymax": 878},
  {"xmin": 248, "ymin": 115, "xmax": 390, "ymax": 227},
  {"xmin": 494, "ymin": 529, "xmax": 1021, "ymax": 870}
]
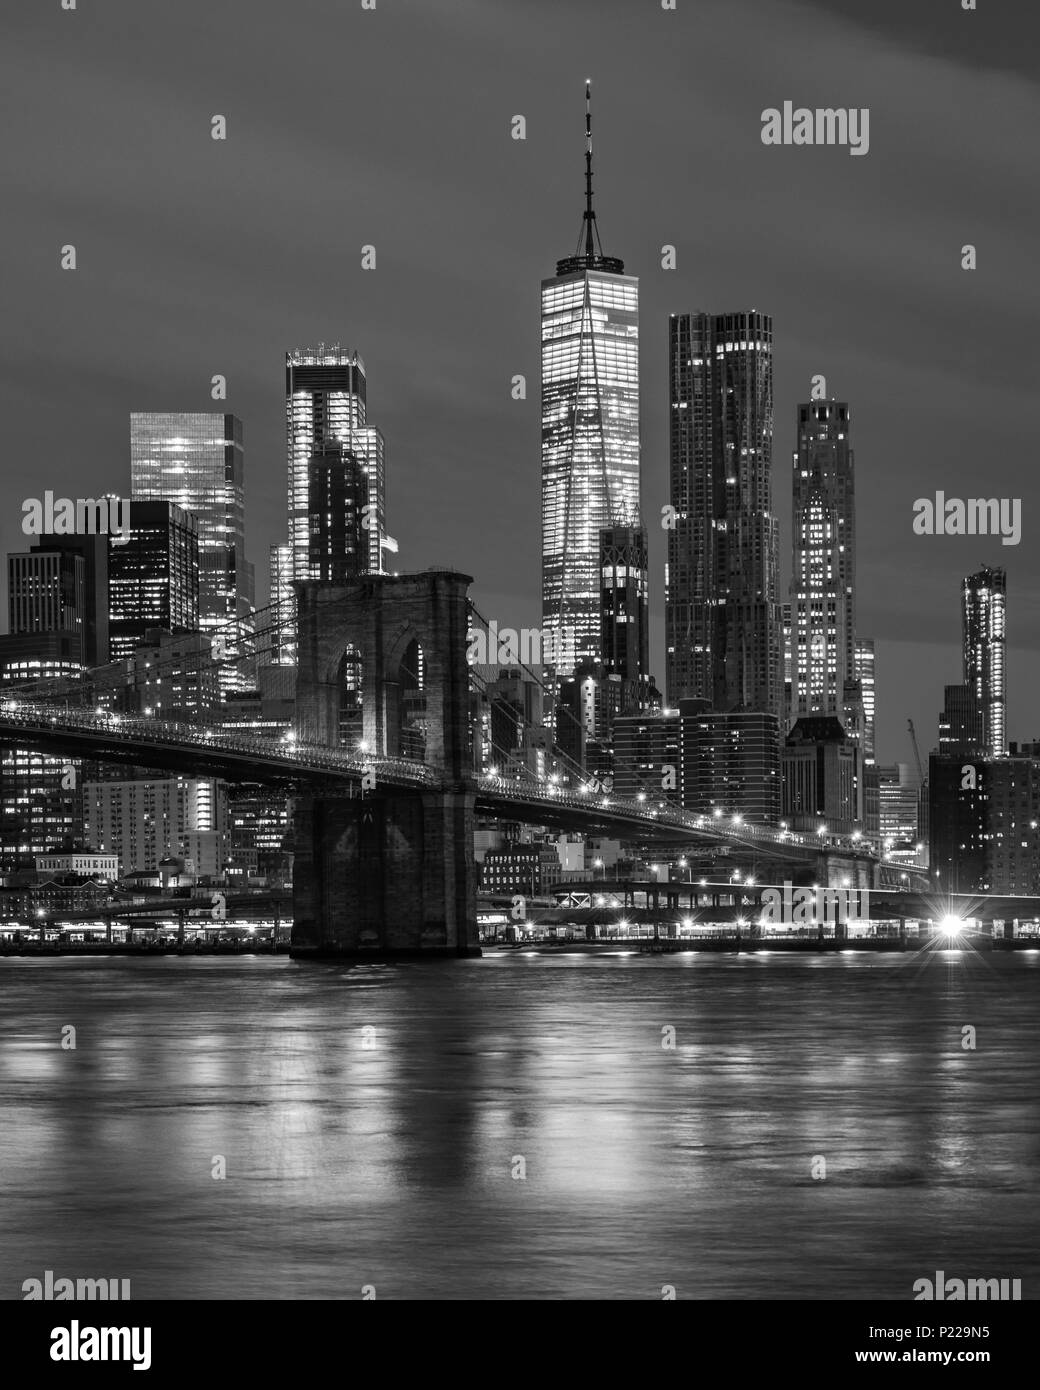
[{"xmin": 1, "ymin": 949, "xmax": 1038, "ymax": 1299}]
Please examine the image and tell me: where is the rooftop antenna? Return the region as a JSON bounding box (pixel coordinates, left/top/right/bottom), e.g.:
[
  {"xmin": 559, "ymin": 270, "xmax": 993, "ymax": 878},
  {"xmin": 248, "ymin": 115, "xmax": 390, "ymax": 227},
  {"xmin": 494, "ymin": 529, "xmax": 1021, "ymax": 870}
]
[
  {"xmin": 557, "ymin": 80, "xmax": 624, "ymax": 277},
  {"xmin": 583, "ymin": 78, "xmax": 596, "ymax": 263}
]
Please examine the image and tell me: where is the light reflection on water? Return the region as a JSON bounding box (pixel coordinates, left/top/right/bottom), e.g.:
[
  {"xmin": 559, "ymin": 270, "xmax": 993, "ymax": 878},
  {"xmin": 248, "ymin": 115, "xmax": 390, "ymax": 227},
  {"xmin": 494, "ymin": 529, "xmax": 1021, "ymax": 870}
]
[{"xmin": 0, "ymin": 950, "xmax": 1038, "ymax": 1300}]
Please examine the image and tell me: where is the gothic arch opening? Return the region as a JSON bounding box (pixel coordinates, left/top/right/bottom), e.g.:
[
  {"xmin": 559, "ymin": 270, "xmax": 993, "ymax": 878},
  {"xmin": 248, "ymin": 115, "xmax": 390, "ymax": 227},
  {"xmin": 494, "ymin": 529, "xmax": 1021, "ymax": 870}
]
[
  {"xmin": 392, "ymin": 635, "xmax": 427, "ymax": 763},
  {"xmin": 335, "ymin": 643, "xmax": 363, "ymax": 748}
]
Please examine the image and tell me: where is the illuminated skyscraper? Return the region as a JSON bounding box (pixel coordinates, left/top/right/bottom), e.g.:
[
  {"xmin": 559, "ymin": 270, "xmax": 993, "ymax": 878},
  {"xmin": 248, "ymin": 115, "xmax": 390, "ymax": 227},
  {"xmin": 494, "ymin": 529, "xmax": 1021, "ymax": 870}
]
[
  {"xmin": 791, "ymin": 401, "xmax": 855, "ymax": 719},
  {"xmin": 962, "ymin": 566, "xmax": 1006, "ymax": 757},
  {"xmin": 307, "ymin": 444, "xmax": 368, "ymax": 583},
  {"xmin": 665, "ymin": 311, "xmax": 781, "ymax": 719},
  {"xmin": 268, "ymin": 543, "xmax": 294, "ymax": 666},
  {"xmin": 541, "ymin": 84, "xmax": 640, "ymax": 674},
  {"xmin": 939, "ymin": 682, "xmax": 983, "ymax": 755},
  {"xmin": 130, "ymin": 412, "xmax": 254, "ymax": 691},
  {"xmin": 282, "ymin": 347, "xmax": 395, "ymax": 662},
  {"xmin": 107, "ymin": 502, "xmax": 199, "ymax": 662},
  {"xmin": 599, "ymin": 523, "xmax": 650, "ymax": 695},
  {"xmin": 7, "ymin": 550, "xmax": 84, "ymax": 644},
  {"xmin": 286, "ymin": 347, "xmax": 390, "ymax": 582},
  {"xmin": 854, "ymin": 638, "xmax": 876, "ymax": 764},
  {"xmin": 0, "ymin": 549, "xmax": 99, "ymax": 869},
  {"xmin": 781, "ymin": 602, "xmax": 793, "ymax": 731}
]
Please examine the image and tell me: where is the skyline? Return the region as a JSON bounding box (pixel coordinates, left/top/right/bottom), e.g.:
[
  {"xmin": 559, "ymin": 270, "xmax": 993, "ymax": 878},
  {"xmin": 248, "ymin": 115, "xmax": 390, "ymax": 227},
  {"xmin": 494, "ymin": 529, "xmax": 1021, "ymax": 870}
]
[{"xmin": 2, "ymin": 0, "xmax": 1039, "ymax": 765}]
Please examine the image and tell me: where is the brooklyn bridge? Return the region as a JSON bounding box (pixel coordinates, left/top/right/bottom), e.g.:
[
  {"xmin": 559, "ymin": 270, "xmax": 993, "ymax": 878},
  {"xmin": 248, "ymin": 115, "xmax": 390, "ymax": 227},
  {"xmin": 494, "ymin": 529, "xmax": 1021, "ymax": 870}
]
[{"xmin": 0, "ymin": 569, "xmax": 931, "ymax": 957}]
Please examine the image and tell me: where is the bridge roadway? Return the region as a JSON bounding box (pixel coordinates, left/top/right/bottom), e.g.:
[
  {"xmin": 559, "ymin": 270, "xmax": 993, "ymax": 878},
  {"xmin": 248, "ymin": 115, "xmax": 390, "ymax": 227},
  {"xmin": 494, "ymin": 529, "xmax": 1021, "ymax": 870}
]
[{"xmin": 0, "ymin": 696, "xmax": 914, "ymax": 876}]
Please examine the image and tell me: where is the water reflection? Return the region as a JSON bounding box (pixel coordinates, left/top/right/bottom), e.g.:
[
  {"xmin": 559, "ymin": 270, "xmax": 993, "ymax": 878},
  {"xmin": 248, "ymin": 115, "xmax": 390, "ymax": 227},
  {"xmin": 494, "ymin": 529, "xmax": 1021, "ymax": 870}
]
[{"xmin": 0, "ymin": 951, "xmax": 1037, "ymax": 1299}]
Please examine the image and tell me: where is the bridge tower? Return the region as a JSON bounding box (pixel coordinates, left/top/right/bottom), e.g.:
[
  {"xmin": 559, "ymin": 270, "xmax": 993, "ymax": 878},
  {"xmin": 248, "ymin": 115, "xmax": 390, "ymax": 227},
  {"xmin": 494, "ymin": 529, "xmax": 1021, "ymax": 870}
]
[{"xmin": 291, "ymin": 570, "xmax": 479, "ymax": 958}]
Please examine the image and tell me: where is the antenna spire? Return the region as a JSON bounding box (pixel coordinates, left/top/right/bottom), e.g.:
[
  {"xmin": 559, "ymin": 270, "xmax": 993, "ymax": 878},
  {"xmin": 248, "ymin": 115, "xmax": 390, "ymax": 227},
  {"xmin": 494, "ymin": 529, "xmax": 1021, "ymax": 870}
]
[
  {"xmin": 584, "ymin": 79, "xmax": 595, "ymax": 263},
  {"xmin": 554, "ymin": 80, "xmax": 625, "ymax": 277}
]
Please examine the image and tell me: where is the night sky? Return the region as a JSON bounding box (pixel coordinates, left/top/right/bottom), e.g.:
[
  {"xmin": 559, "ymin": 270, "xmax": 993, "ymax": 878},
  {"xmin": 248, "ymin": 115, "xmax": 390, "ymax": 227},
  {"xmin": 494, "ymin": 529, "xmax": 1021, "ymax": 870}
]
[{"xmin": 2, "ymin": 0, "xmax": 1038, "ymax": 763}]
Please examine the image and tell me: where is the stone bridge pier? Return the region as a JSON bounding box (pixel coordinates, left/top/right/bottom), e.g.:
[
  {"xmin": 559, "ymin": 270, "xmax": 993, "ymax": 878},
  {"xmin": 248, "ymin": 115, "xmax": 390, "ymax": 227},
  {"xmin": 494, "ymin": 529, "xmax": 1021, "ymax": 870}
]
[{"xmin": 290, "ymin": 570, "xmax": 479, "ymax": 958}]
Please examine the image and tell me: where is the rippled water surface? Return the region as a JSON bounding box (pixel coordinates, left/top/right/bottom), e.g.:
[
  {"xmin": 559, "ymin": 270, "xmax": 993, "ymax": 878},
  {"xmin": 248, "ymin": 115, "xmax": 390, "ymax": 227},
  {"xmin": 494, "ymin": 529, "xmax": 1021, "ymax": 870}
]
[{"xmin": 1, "ymin": 949, "xmax": 1039, "ymax": 1299}]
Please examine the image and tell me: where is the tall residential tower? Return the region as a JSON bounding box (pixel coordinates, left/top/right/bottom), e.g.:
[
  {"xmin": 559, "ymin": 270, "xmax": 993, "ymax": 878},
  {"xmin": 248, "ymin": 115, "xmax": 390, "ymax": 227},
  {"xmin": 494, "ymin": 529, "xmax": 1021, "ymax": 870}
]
[
  {"xmin": 665, "ymin": 311, "xmax": 781, "ymax": 719},
  {"xmin": 791, "ymin": 400, "xmax": 855, "ymax": 719},
  {"xmin": 962, "ymin": 565, "xmax": 1006, "ymax": 758}
]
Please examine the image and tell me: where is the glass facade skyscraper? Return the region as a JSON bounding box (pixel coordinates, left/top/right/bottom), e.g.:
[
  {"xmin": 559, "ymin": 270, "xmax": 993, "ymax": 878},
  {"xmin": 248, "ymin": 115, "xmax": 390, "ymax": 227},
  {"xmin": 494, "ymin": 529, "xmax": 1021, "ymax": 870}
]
[
  {"xmin": 7, "ymin": 550, "xmax": 84, "ymax": 642},
  {"xmin": 599, "ymin": 523, "xmax": 649, "ymax": 691},
  {"xmin": 282, "ymin": 346, "xmax": 393, "ymax": 663},
  {"xmin": 541, "ymin": 85, "xmax": 640, "ymax": 675},
  {"xmin": 268, "ymin": 543, "xmax": 294, "ymax": 666},
  {"xmin": 791, "ymin": 401, "xmax": 855, "ymax": 720},
  {"xmin": 286, "ymin": 346, "xmax": 389, "ymax": 582},
  {"xmin": 665, "ymin": 311, "xmax": 781, "ymax": 720},
  {"xmin": 854, "ymin": 637, "xmax": 876, "ymax": 764},
  {"xmin": 307, "ymin": 444, "xmax": 368, "ymax": 584},
  {"xmin": 963, "ymin": 566, "xmax": 1006, "ymax": 758},
  {"xmin": 130, "ymin": 412, "xmax": 253, "ymax": 690},
  {"xmin": 107, "ymin": 502, "xmax": 199, "ymax": 662},
  {"xmin": 0, "ymin": 550, "xmax": 95, "ymax": 869}
]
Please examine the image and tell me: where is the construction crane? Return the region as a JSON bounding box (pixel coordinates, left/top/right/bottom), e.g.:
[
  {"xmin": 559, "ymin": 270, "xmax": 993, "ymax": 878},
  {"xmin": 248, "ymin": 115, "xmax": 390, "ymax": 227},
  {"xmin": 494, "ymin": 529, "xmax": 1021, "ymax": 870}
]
[{"xmin": 907, "ymin": 719, "xmax": 925, "ymax": 786}]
